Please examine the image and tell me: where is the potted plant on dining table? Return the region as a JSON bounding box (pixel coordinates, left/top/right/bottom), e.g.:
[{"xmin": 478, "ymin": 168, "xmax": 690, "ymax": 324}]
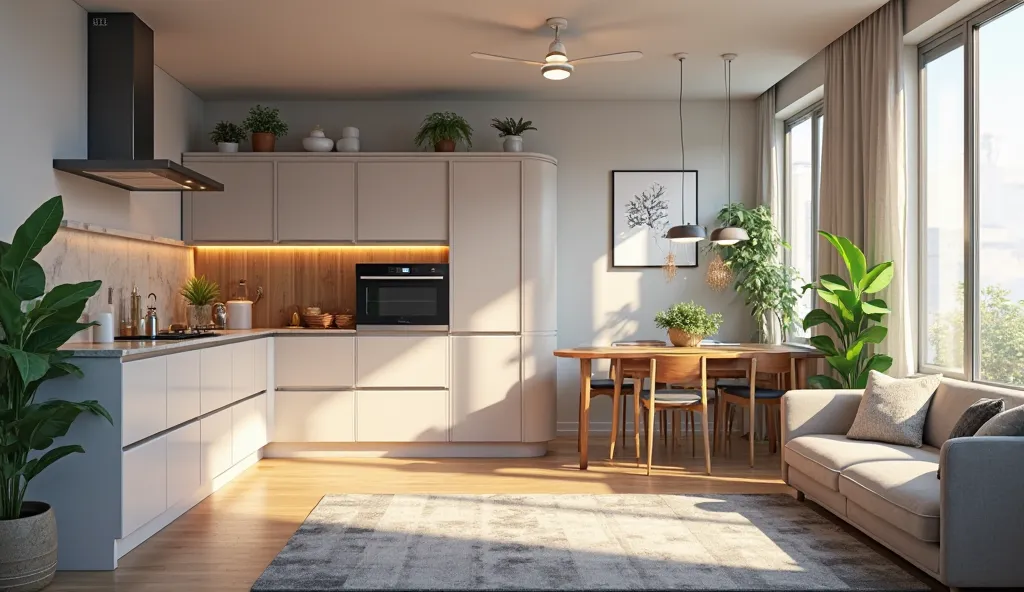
[{"xmin": 654, "ymin": 301, "xmax": 723, "ymax": 347}]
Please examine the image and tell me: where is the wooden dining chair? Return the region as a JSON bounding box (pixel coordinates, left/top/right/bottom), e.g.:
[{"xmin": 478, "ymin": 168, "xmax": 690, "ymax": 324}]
[
  {"xmin": 716, "ymin": 352, "xmax": 794, "ymax": 467},
  {"xmin": 585, "ymin": 340, "xmax": 668, "ymax": 453},
  {"xmin": 636, "ymin": 355, "xmax": 712, "ymax": 476}
]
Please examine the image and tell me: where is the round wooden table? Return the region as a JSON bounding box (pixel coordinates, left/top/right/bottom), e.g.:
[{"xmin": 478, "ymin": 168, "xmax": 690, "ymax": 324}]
[{"xmin": 553, "ymin": 344, "xmax": 824, "ymax": 470}]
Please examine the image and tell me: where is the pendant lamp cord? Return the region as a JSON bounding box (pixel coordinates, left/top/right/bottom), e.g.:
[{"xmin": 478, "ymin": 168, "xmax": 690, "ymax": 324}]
[
  {"xmin": 679, "ymin": 57, "xmax": 685, "ymax": 172},
  {"xmin": 725, "ymin": 57, "xmax": 732, "ymax": 206}
]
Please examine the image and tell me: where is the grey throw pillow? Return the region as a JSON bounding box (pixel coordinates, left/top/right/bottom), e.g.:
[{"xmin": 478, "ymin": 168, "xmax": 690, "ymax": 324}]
[
  {"xmin": 975, "ymin": 404, "xmax": 1024, "ymax": 437},
  {"xmin": 846, "ymin": 371, "xmax": 942, "ymax": 447},
  {"xmin": 948, "ymin": 398, "xmax": 1005, "ymax": 439}
]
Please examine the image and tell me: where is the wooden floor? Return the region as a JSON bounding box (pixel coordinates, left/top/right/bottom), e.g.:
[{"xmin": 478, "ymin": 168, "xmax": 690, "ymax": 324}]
[{"xmin": 48, "ymin": 436, "xmax": 937, "ymax": 591}]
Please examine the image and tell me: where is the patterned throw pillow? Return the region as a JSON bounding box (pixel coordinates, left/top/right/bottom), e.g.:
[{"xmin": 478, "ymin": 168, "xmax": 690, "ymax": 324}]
[
  {"xmin": 846, "ymin": 371, "xmax": 942, "ymax": 448},
  {"xmin": 948, "ymin": 398, "xmax": 1005, "ymax": 439},
  {"xmin": 975, "ymin": 404, "xmax": 1024, "ymax": 437}
]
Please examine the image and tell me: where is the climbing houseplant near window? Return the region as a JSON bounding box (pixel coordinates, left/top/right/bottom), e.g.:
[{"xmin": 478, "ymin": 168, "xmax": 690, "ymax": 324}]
[{"xmin": 802, "ymin": 231, "xmax": 893, "ymax": 389}]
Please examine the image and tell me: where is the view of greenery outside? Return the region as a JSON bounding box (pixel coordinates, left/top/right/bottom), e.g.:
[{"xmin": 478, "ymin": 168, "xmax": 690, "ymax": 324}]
[{"xmin": 929, "ymin": 283, "xmax": 1024, "ymax": 386}]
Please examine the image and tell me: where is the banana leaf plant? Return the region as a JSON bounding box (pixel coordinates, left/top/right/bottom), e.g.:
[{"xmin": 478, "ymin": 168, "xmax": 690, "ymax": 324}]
[
  {"xmin": 801, "ymin": 231, "xmax": 894, "ymax": 389},
  {"xmin": 1, "ymin": 195, "xmax": 111, "ymax": 521}
]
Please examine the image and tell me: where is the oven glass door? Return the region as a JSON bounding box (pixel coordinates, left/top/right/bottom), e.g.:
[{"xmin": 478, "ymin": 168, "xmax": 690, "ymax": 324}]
[{"xmin": 358, "ymin": 278, "xmax": 449, "ymax": 326}]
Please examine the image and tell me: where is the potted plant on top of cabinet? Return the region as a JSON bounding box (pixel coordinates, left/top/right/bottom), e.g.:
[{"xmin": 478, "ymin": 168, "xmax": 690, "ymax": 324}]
[
  {"xmin": 414, "ymin": 111, "xmax": 473, "ymax": 152},
  {"xmin": 242, "ymin": 104, "xmax": 289, "ymax": 152},
  {"xmin": 0, "ymin": 195, "xmax": 112, "ymax": 592},
  {"xmin": 209, "ymin": 120, "xmax": 247, "ymax": 153},
  {"xmin": 490, "ymin": 117, "xmax": 537, "ymax": 152}
]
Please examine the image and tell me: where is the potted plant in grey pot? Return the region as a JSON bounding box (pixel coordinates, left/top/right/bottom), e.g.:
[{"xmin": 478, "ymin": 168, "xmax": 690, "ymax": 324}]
[
  {"xmin": 490, "ymin": 117, "xmax": 537, "ymax": 152},
  {"xmin": 654, "ymin": 301, "xmax": 723, "ymax": 347},
  {"xmin": 0, "ymin": 195, "xmax": 112, "ymax": 591},
  {"xmin": 208, "ymin": 120, "xmax": 247, "ymax": 153},
  {"xmin": 414, "ymin": 111, "xmax": 473, "ymax": 152},
  {"xmin": 180, "ymin": 275, "xmax": 220, "ymax": 329},
  {"xmin": 242, "ymin": 104, "xmax": 289, "ymax": 152}
]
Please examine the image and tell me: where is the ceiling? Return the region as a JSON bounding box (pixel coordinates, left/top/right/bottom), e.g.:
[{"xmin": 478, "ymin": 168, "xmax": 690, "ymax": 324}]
[{"xmin": 76, "ymin": 0, "xmax": 888, "ymax": 101}]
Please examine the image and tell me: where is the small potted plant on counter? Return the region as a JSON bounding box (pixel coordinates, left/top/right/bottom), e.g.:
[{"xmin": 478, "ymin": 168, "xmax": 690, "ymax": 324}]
[
  {"xmin": 0, "ymin": 195, "xmax": 112, "ymax": 591},
  {"xmin": 180, "ymin": 275, "xmax": 220, "ymax": 329},
  {"xmin": 414, "ymin": 111, "xmax": 473, "ymax": 152},
  {"xmin": 654, "ymin": 301, "xmax": 724, "ymax": 347},
  {"xmin": 490, "ymin": 117, "xmax": 537, "ymax": 152},
  {"xmin": 243, "ymin": 104, "xmax": 289, "ymax": 152},
  {"xmin": 209, "ymin": 120, "xmax": 247, "ymax": 153}
]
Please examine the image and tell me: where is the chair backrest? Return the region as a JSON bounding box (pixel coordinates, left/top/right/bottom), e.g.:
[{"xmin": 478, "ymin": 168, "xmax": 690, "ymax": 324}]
[
  {"xmin": 610, "ymin": 341, "xmax": 668, "ymax": 378},
  {"xmin": 650, "ymin": 355, "xmax": 706, "ymax": 386}
]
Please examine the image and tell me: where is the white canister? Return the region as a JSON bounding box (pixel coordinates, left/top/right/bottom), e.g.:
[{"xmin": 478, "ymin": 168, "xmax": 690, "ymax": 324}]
[
  {"xmin": 92, "ymin": 312, "xmax": 115, "ymax": 342},
  {"xmin": 341, "ymin": 127, "xmax": 359, "ymax": 138},
  {"xmin": 336, "ymin": 137, "xmax": 360, "ymax": 152},
  {"xmin": 226, "ymin": 300, "xmax": 253, "ymax": 330}
]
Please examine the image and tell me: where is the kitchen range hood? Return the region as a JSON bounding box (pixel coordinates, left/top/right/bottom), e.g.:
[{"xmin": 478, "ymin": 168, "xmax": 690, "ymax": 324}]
[{"xmin": 53, "ymin": 13, "xmax": 223, "ymax": 192}]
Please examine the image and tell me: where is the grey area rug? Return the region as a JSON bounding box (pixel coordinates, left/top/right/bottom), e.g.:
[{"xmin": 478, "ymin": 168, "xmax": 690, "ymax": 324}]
[{"xmin": 252, "ymin": 494, "xmax": 928, "ymax": 591}]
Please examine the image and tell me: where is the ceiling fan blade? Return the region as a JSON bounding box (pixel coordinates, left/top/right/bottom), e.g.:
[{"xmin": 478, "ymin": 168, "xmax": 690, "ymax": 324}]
[
  {"xmin": 568, "ymin": 51, "xmax": 643, "ymax": 65},
  {"xmin": 470, "ymin": 52, "xmax": 544, "ymax": 66}
]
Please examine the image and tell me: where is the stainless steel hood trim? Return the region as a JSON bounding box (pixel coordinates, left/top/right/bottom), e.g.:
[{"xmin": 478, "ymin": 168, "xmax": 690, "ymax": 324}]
[{"xmin": 52, "ymin": 159, "xmax": 225, "ymax": 192}]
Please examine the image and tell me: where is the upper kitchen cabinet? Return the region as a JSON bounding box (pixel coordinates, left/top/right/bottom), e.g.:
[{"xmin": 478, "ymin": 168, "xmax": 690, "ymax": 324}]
[
  {"xmin": 451, "ymin": 161, "xmax": 521, "ymax": 333},
  {"xmin": 356, "ymin": 162, "xmax": 448, "ymax": 242},
  {"xmin": 184, "ymin": 160, "xmax": 274, "ymax": 243},
  {"xmin": 277, "ymin": 162, "xmax": 356, "ymax": 242},
  {"xmin": 521, "ymin": 160, "xmax": 558, "ymax": 333}
]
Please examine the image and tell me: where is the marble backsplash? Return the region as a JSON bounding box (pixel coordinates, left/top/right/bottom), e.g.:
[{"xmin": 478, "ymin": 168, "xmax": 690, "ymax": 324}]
[{"xmin": 36, "ymin": 227, "xmax": 194, "ymax": 343}]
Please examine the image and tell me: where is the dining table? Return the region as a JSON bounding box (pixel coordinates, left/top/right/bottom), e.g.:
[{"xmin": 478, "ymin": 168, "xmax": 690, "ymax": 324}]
[{"xmin": 553, "ymin": 343, "xmax": 825, "ymax": 470}]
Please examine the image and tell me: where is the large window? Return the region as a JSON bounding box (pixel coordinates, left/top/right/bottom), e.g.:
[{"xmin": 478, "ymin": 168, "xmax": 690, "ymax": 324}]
[
  {"xmin": 784, "ymin": 105, "xmax": 823, "ymax": 341},
  {"xmin": 919, "ymin": 0, "xmax": 1024, "ymax": 387}
]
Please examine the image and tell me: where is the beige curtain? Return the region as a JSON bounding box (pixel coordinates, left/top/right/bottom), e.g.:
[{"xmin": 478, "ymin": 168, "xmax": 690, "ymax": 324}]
[
  {"xmin": 755, "ymin": 87, "xmax": 780, "ymax": 214},
  {"xmin": 819, "ymin": 0, "xmax": 913, "ymax": 377}
]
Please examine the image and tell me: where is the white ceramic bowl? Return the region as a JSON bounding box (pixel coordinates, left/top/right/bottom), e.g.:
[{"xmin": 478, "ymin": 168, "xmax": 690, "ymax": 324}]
[
  {"xmin": 341, "ymin": 127, "xmax": 360, "ymax": 138},
  {"xmin": 302, "ymin": 136, "xmax": 334, "ymax": 152},
  {"xmin": 336, "ymin": 137, "xmax": 360, "ymax": 152}
]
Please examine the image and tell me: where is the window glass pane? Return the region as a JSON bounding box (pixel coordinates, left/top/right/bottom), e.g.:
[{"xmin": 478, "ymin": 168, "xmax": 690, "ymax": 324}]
[
  {"xmin": 787, "ymin": 117, "xmax": 814, "ymax": 339},
  {"xmin": 922, "ymin": 45, "xmax": 965, "ymax": 371},
  {"xmin": 978, "ymin": 5, "xmax": 1024, "ymax": 386}
]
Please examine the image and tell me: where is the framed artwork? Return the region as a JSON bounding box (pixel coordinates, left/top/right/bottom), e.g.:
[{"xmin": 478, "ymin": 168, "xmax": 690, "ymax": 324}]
[{"xmin": 611, "ymin": 170, "xmax": 698, "ymax": 268}]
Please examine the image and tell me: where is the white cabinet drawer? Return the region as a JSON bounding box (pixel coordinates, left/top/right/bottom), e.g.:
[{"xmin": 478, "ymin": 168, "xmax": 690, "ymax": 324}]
[
  {"xmin": 122, "ymin": 356, "xmax": 167, "ymax": 446},
  {"xmin": 200, "ymin": 346, "xmax": 232, "ymax": 414},
  {"xmin": 200, "ymin": 408, "xmax": 233, "ymax": 482},
  {"xmin": 231, "ymin": 341, "xmax": 256, "ymax": 402},
  {"xmin": 355, "ymin": 390, "xmax": 448, "ymax": 442},
  {"xmin": 275, "ymin": 336, "xmax": 355, "ymax": 388},
  {"xmin": 122, "ymin": 435, "xmax": 167, "ymax": 537},
  {"xmin": 274, "ymin": 391, "xmax": 355, "ymax": 442},
  {"xmin": 254, "ymin": 393, "xmax": 268, "ymax": 450},
  {"xmin": 166, "ymin": 422, "xmax": 201, "ymax": 510},
  {"xmin": 254, "ymin": 338, "xmax": 269, "ymax": 394},
  {"xmin": 166, "ymin": 350, "xmax": 201, "ymax": 427},
  {"xmin": 232, "ymin": 396, "xmax": 267, "ymax": 464},
  {"xmin": 356, "ymin": 335, "xmax": 448, "ymax": 388}
]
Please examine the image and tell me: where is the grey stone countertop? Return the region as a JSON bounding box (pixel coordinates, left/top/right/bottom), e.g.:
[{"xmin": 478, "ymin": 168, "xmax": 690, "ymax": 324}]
[{"xmin": 60, "ymin": 328, "xmax": 357, "ymax": 358}]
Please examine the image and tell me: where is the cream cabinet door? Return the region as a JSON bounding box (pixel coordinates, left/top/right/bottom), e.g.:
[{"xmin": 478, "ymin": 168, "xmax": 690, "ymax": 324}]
[
  {"xmin": 186, "ymin": 161, "xmax": 274, "ymax": 242},
  {"xmin": 355, "ymin": 390, "xmax": 448, "ymax": 442},
  {"xmin": 200, "ymin": 408, "xmax": 233, "ymax": 482},
  {"xmin": 356, "ymin": 335, "xmax": 448, "ymax": 388},
  {"xmin": 451, "ymin": 161, "xmax": 521, "ymax": 332},
  {"xmin": 122, "ymin": 356, "xmax": 167, "ymax": 446},
  {"xmin": 450, "ymin": 335, "xmax": 522, "ymax": 442},
  {"xmin": 231, "ymin": 341, "xmax": 256, "ymax": 402},
  {"xmin": 522, "ymin": 159, "xmax": 558, "ymax": 333},
  {"xmin": 274, "ymin": 391, "xmax": 355, "ymax": 442},
  {"xmin": 356, "ymin": 162, "xmax": 448, "ymax": 242},
  {"xmin": 201, "ymin": 345, "xmax": 233, "ymax": 414},
  {"xmin": 275, "ymin": 336, "xmax": 355, "ymax": 388},
  {"xmin": 122, "ymin": 435, "xmax": 167, "ymax": 537},
  {"xmin": 231, "ymin": 397, "xmax": 257, "ymax": 464},
  {"xmin": 166, "ymin": 350, "xmax": 201, "ymax": 428},
  {"xmin": 254, "ymin": 338, "xmax": 268, "ymax": 394},
  {"xmin": 278, "ymin": 162, "xmax": 356, "ymax": 241},
  {"xmin": 522, "ymin": 333, "xmax": 557, "ymax": 443},
  {"xmin": 166, "ymin": 422, "xmax": 201, "ymax": 510}
]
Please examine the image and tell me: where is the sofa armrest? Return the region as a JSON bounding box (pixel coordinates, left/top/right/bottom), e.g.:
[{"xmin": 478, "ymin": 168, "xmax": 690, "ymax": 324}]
[
  {"xmin": 781, "ymin": 389, "xmax": 863, "ymax": 445},
  {"xmin": 940, "ymin": 436, "xmax": 1024, "ymax": 588}
]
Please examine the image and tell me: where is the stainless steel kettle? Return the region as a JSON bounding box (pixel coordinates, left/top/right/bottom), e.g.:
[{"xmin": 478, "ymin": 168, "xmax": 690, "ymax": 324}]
[{"xmin": 144, "ymin": 293, "xmax": 159, "ymax": 338}]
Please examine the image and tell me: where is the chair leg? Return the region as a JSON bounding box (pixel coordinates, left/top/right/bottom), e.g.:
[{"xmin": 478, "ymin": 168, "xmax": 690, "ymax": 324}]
[
  {"xmin": 689, "ymin": 411, "xmax": 696, "ymax": 458},
  {"xmin": 700, "ymin": 403, "xmax": 712, "ymax": 475},
  {"xmin": 621, "ymin": 398, "xmax": 628, "ymax": 447},
  {"xmin": 646, "ymin": 403, "xmax": 657, "ymax": 476},
  {"xmin": 661, "ymin": 411, "xmax": 668, "ymax": 446},
  {"xmin": 634, "ymin": 388, "xmax": 642, "ymax": 464},
  {"xmin": 725, "ymin": 404, "xmax": 735, "ymax": 456},
  {"xmin": 609, "ymin": 383, "xmax": 621, "ymax": 461}
]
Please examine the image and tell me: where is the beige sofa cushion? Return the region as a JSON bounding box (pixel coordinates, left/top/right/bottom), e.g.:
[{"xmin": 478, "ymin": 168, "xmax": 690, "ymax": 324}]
[
  {"xmin": 785, "ymin": 434, "xmax": 939, "ymax": 491},
  {"xmin": 839, "ymin": 459, "xmax": 940, "ymax": 542},
  {"xmin": 923, "ymin": 378, "xmax": 1024, "ymax": 448}
]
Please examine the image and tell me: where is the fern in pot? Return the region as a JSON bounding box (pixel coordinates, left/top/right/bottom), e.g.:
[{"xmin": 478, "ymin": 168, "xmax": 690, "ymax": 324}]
[
  {"xmin": 490, "ymin": 117, "xmax": 537, "ymax": 152},
  {"xmin": 655, "ymin": 302, "xmax": 723, "ymax": 347},
  {"xmin": 209, "ymin": 120, "xmax": 247, "ymax": 153},
  {"xmin": 0, "ymin": 196, "xmax": 112, "ymax": 590},
  {"xmin": 414, "ymin": 111, "xmax": 473, "ymax": 152}
]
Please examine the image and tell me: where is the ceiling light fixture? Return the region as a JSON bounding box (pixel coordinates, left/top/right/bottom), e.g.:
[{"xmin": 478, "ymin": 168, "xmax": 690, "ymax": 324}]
[
  {"xmin": 709, "ymin": 53, "xmax": 749, "ymax": 246},
  {"xmin": 666, "ymin": 53, "xmax": 706, "ymax": 244},
  {"xmin": 542, "ymin": 63, "xmax": 573, "ymax": 80}
]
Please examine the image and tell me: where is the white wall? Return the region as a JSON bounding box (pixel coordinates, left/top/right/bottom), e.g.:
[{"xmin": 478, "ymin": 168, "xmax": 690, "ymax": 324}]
[
  {"xmin": 204, "ymin": 99, "xmax": 757, "ymax": 428},
  {"xmin": 0, "ymin": 0, "xmax": 202, "ymax": 242}
]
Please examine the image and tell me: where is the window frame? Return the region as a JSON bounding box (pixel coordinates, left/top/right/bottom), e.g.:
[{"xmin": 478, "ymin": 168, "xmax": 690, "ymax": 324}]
[
  {"xmin": 917, "ymin": 0, "xmax": 1024, "ymax": 387},
  {"xmin": 783, "ymin": 102, "xmax": 824, "ymax": 343}
]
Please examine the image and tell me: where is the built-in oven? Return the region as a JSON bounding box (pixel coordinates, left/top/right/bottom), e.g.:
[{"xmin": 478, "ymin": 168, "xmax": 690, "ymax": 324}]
[{"xmin": 355, "ymin": 263, "xmax": 449, "ymax": 330}]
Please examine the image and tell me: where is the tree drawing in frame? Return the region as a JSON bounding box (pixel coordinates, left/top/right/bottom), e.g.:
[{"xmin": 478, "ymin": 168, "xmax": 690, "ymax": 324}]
[{"xmin": 612, "ymin": 170, "xmax": 698, "ymax": 268}]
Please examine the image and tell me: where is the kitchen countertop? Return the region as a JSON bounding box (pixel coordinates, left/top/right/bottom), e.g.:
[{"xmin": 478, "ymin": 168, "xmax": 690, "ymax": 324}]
[{"xmin": 62, "ymin": 328, "xmax": 356, "ymax": 358}]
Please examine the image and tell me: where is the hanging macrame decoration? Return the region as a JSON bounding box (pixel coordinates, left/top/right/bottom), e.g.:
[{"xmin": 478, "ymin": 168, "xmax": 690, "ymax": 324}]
[
  {"xmin": 662, "ymin": 251, "xmax": 677, "ymax": 281},
  {"xmin": 706, "ymin": 253, "xmax": 732, "ymax": 291}
]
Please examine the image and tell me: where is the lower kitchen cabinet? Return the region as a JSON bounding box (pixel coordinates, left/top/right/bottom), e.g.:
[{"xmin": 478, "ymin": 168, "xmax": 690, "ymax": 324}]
[
  {"xmin": 274, "ymin": 391, "xmax": 355, "ymax": 442},
  {"xmin": 122, "ymin": 435, "xmax": 167, "ymax": 537},
  {"xmin": 200, "ymin": 408, "xmax": 234, "ymax": 482},
  {"xmin": 232, "ymin": 394, "xmax": 268, "ymax": 464},
  {"xmin": 166, "ymin": 422, "xmax": 201, "ymax": 509},
  {"xmin": 450, "ymin": 335, "xmax": 522, "ymax": 442},
  {"xmin": 356, "ymin": 390, "xmax": 448, "ymax": 442},
  {"xmin": 231, "ymin": 341, "xmax": 256, "ymax": 402},
  {"xmin": 122, "ymin": 356, "xmax": 167, "ymax": 447},
  {"xmin": 276, "ymin": 336, "xmax": 355, "ymax": 388},
  {"xmin": 201, "ymin": 345, "xmax": 233, "ymax": 414}
]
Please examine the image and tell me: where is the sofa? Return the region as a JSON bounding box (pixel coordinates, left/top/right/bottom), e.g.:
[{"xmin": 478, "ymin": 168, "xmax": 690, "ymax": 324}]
[{"xmin": 781, "ymin": 377, "xmax": 1024, "ymax": 589}]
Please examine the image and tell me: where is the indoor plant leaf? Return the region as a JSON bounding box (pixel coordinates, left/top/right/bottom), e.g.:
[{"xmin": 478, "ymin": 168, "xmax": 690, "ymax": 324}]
[
  {"xmin": 862, "ymin": 299, "xmax": 891, "ymax": 316},
  {"xmin": 818, "ymin": 231, "xmax": 866, "ymax": 287},
  {"xmin": 20, "ymin": 444, "xmax": 84, "ymax": 483},
  {"xmin": 0, "ymin": 195, "xmax": 63, "ymax": 276},
  {"xmin": 860, "ymin": 261, "xmax": 894, "ymax": 294},
  {"xmin": 14, "ymin": 260, "xmax": 46, "ymax": 300},
  {"xmin": 819, "ymin": 274, "xmax": 850, "ymax": 292},
  {"xmin": 40, "ymin": 280, "xmax": 103, "ymax": 311},
  {"xmin": 853, "ymin": 325, "xmax": 888, "ymax": 346},
  {"xmin": 0, "ymin": 344, "xmax": 49, "ymax": 384},
  {"xmin": 802, "ymin": 308, "xmax": 841, "ymax": 335},
  {"xmin": 808, "ymin": 374, "xmax": 844, "ymax": 389},
  {"xmin": 809, "ymin": 335, "xmax": 839, "ymax": 357}
]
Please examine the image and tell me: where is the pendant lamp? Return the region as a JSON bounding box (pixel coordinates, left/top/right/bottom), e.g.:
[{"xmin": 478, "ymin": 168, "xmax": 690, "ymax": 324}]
[
  {"xmin": 709, "ymin": 53, "xmax": 749, "ymax": 246},
  {"xmin": 665, "ymin": 54, "xmax": 705, "ymax": 244}
]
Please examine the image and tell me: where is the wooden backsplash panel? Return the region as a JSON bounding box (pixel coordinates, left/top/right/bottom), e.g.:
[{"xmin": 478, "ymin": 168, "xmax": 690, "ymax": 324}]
[{"xmin": 193, "ymin": 246, "xmax": 449, "ymax": 328}]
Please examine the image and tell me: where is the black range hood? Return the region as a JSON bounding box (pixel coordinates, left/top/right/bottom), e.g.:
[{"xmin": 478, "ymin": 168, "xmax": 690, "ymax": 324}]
[{"xmin": 53, "ymin": 13, "xmax": 223, "ymax": 192}]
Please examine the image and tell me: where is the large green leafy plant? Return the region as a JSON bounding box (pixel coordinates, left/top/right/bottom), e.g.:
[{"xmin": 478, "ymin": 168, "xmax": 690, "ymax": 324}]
[
  {"xmin": 802, "ymin": 231, "xmax": 893, "ymax": 389},
  {"xmin": 708, "ymin": 204, "xmax": 800, "ymax": 342},
  {"xmin": 1, "ymin": 196, "xmax": 111, "ymax": 520},
  {"xmin": 414, "ymin": 111, "xmax": 473, "ymax": 149}
]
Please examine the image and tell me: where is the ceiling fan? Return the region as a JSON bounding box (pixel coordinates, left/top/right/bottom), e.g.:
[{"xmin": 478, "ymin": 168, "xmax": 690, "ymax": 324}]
[{"xmin": 470, "ymin": 17, "xmax": 642, "ymax": 80}]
